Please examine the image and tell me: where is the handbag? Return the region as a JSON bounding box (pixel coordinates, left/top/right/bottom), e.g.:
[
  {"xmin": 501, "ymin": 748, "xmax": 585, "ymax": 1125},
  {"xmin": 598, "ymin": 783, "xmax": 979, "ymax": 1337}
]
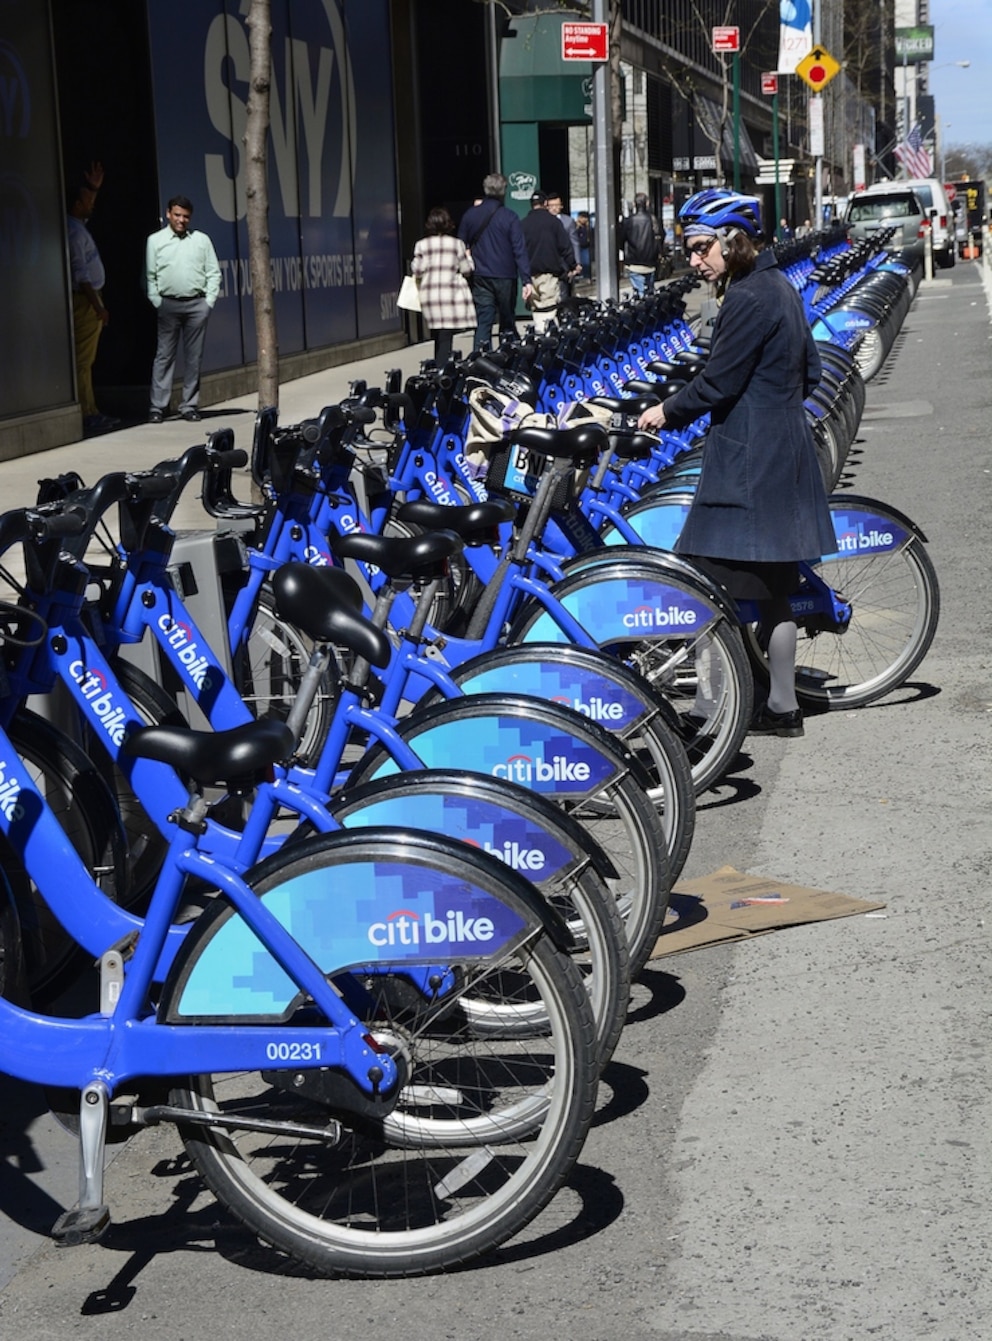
[{"xmin": 397, "ymin": 274, "xmax": 421, "ymax": 312}]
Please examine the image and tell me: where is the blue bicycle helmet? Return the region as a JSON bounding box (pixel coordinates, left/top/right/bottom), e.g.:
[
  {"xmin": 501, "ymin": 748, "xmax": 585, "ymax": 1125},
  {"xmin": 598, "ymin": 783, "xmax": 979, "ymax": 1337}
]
[{"xmin": 679, "ymin": 189, "xmax": 763, "ymax": 239}]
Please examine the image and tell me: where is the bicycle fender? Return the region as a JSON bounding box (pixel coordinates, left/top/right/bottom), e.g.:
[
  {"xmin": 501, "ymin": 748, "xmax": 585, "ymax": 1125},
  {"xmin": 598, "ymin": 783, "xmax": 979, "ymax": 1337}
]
[
  {"xmin": 333, "ymin": 769, "xmax": 617, "ymax": 887},
  {"xmin": 520, "ymin": 551, "xmax": 741, "ymax": 630},
  {"xmin": 162, "ymin": 828, "xmax": 560, "ymax": 1023},
  {"xmin": 423, "ymin": 644, "xmax": 664, "ymax": 738},
  {"xmin": 827, "ymin": 492, "xmax": 929, "ymax": 546},
  {"xmin": 347, "ymin": 692, "xmax": 654, "ymax": 800}
]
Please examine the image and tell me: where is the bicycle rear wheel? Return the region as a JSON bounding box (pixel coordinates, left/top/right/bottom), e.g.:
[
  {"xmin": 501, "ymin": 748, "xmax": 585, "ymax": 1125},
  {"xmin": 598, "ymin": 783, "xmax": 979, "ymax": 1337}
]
[
  {"xmin": 235, "ymin": 590, "xmax": 336, "ymax": 765},
  {"xmin": 745, "ymin": 501, "xmax": 940, "ymax": 708},
  {"xmin": 5, "ymin": 711, "xmax": 127, "ymax": 1001},
  {"xmin": 169, "ymin": 835, "xmax": 598, "ymax": 1278},
  {"xmin": 347, "ymin": 695, "xmax": 672, "ymax": 977},
  {"xmin": 327, "ymin": 771, "xmax": 630, "ymax": 1069}
]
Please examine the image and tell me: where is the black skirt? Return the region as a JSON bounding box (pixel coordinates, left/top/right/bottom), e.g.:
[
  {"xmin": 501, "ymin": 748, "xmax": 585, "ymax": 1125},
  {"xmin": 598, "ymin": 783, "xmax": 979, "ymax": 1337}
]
[{"xmin": 683, "ymin": 555, "xmax": 799, "ymax": 602}]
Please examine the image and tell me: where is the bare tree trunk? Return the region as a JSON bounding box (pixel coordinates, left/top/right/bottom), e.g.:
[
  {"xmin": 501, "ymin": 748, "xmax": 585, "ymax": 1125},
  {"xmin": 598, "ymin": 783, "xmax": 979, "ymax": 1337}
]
[
  {"xmin": 245, "ymin": 0, "xmax": 278, "ymax": 411},
  {"xmin": 609, "ymin": 0, "xmax": 623, "ymax": 216}
]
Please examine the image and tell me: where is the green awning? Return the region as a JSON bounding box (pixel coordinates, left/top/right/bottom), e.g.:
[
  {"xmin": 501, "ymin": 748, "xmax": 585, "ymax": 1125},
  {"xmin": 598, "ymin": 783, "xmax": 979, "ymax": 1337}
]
[{"xmin": 500, "ymin": 14, "xmax": 593, "ymax": 123}]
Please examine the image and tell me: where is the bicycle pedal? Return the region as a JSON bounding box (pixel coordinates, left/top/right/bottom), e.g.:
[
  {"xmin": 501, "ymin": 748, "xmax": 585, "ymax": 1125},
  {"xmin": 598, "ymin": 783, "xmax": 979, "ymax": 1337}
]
[{"xmin": 51, "ymin": 1204, "xmax": 111, "ymax": 1246}]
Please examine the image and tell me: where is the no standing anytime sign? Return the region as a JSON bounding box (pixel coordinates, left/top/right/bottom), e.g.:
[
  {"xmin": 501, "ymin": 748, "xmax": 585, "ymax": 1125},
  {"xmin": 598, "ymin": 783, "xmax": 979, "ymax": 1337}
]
[{"xmin": 561, "ymin": 21, "xmax": 609, "ymax": 61}]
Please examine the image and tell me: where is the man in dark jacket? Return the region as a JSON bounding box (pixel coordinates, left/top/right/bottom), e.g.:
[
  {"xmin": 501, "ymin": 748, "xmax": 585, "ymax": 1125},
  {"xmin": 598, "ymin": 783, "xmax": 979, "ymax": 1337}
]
[
  {"xmin": 458, "ymin": 173, "xmax": 533, "ymax": 350},
  {"xmin": 618, "ymin": 193, "xmax": 660, "ymax": 295},
  {"xmin": 520, "ymin": 191, "xmax": 576, "ymax": 331}
]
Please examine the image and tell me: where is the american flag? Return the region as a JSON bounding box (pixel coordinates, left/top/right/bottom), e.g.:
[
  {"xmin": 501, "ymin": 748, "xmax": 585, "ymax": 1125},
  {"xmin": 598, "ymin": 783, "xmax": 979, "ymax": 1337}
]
[{"xmin": 895, "ymin": 124, "xmax": 933, "ymax": 179}]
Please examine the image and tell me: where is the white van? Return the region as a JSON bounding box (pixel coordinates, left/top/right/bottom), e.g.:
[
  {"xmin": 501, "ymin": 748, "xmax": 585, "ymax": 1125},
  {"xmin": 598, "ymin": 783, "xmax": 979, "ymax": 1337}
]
[{"xmin": 862, "ymin": 179, "xmax": 955, "ymax": 268}]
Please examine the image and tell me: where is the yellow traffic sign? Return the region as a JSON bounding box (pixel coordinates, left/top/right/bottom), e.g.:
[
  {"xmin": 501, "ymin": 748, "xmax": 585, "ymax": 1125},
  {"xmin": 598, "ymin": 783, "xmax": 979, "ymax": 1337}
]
[{"xmin": 795, "ymin": 46, "xmax": 841, "ymax": 93}]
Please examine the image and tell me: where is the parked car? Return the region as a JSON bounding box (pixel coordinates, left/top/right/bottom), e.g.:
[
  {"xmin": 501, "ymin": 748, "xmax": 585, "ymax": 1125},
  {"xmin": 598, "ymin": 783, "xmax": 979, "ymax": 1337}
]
[
  {"xmin": 845, "ymin": 187, "xmax": 926, "ymax": 260},
  {"xmin": 856, "ymin": 178, "xmax": 955, "ymax": 268}
]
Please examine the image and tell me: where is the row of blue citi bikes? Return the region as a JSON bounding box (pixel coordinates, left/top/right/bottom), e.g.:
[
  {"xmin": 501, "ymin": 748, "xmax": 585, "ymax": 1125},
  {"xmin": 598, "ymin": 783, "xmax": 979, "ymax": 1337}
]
[{"xmin": 0, "ymin": 222, "xmax": 938, "ymax": 1277}]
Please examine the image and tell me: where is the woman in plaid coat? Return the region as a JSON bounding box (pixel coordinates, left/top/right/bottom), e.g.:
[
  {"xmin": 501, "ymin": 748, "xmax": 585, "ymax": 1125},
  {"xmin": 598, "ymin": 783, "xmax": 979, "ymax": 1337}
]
[{"xmin": 411, "ymin": 207, "xmax": 475, "ymax": 364}]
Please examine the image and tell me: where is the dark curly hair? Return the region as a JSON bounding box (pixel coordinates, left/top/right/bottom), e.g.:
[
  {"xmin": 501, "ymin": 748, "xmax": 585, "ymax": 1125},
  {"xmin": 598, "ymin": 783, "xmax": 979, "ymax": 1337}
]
[{"xmin": 425, "ymin": 207, "xmax": 456, "ymax": 236}]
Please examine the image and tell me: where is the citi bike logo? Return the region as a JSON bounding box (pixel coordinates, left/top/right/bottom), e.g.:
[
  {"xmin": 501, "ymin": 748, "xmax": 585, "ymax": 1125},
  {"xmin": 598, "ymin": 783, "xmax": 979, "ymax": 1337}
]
[
  {"xmin": 424, "ymin": 470, "xmax": 456, "ymax": 506},
  {"xmin": 303, "ymin": 544, "xmax": 333, "ymax": 566},
  {"xmin": 69, "ymin": 661, "xmax": 131, "ymax": 746},
  {"xmin": 0, "ymin": 760, "xmax": 27, "ymax": 823},
  {"xmin": 552, "ymin": 693, "xmax": 624, "ymax": 723},
  {"xmin": 367, "ymin": 907, "xmax": 496, "ymax": 948},
  {"xmin": 492, "ymin": 752, "xmax": 591, "ymax": 785},
  {"xmin": 157, "ymin": 615, "xmax": 215, "ymax": 691},
  {"xmin": 454, "ymin": 452, "xmax": 487, "ymax": 500},
  {"xmin": 836, "ymin": 525, "xmax": 894, "ymax": 554},
  {"xmin": 483, "ymin": 838, "xmax": 547, "ymax": 873},
  {"xmin": 623, "ymin": 602, "xmax": 698, "ymax": 630}
]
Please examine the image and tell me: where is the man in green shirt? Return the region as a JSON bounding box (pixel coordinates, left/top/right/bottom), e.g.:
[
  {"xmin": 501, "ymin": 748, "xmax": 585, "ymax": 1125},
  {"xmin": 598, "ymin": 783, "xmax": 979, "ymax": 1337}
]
[{"xmin": 145, "ymin": 195, "xmax": 221, "ymax": 422}]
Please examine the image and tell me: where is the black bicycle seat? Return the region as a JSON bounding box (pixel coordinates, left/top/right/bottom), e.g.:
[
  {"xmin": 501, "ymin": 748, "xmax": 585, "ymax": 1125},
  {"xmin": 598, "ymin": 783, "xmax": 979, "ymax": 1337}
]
[{"xmin": 331, "ymin": 528, "xmax": 463, "ymax": 582}]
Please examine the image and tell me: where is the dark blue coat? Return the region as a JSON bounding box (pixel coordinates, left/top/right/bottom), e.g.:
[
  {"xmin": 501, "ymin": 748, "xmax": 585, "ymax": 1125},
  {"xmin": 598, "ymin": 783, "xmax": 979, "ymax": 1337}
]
[{"xmin": 664, "ymin": 250, "xmax": 836, "ymax": 563}]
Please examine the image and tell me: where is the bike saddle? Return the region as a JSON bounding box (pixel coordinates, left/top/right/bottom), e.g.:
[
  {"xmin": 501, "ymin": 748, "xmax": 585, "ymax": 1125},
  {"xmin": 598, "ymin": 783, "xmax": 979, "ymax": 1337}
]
[
  {"xmin": 510, "ymin": 422, "xmax": 607, "ymax": 464},
  {"xmin": 606, "ymin": 433, "xmax": 658, "ymax": 463},
  {"xmin": 396, "ymin": 497, "xmax": 516, "ymax": 542},
  {"xmin": 331, "ymin": 528, "xmax": 463, "ymax": 583},
  {"xmin": 621, "ymin": 378, "xmax": 687, "ymax": 399},
  {"xmin": 588, "ymin": 393, "xmax": 661, "ymax": 417},
  {"xmin": 123, "ymin": 717, "xmax": 295, "ymax": 790},
  {"xmin": 271, "ymin": 563, "xmax": 392, "ymax": 667}
]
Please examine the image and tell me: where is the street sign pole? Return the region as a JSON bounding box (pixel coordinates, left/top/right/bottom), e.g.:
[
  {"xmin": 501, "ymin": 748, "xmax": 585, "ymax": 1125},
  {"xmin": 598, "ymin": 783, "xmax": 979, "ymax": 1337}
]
[
  {"xmin": 760, "ymin": 73, "xmax": 781, "ymax": 236},
  {"xmin": 733, "ymin": 51, "xmax": 741, "ymax": 190},
  {"xmin": 773, "ymin": 84, "xmax": 781, "ymax": 237},
  {"xmin": 591, "ymin": 0, "xmax": 617, "ymax": 299},
  {"xmin": 813, "ymin": 0, "xmax": 822, "ymax": 227}
]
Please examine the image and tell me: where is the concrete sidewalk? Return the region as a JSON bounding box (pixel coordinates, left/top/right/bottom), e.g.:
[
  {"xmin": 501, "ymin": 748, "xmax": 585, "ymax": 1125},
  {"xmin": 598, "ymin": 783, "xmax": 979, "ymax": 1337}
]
[
  {"xmin": 1, "ymin": 336, "xmax": 439, "ymax": 524},
  {"xmin": 3, "ymin": 272, "xmax": 702, "ymax": 523}
]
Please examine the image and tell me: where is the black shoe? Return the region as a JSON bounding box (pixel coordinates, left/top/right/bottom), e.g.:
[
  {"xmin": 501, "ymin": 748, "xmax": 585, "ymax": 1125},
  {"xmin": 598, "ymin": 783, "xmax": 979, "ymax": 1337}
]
[
  {"xmin": 750, "ymin": 705, "xmax": 804, "ymax": 738},
  {"xmin": 148, "ymin": 409, "xmax": 165, "ymax": 423},
  {"xmin": 181, "ymin": 409, "xmax": 203, "ymax": 422}
]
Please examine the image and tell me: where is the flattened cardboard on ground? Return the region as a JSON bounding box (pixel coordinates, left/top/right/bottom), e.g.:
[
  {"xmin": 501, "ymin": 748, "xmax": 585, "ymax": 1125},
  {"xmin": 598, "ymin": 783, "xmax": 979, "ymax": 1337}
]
[{"xmin": 650, "ymin": 865, "xmax": 886, "ymax": 958}]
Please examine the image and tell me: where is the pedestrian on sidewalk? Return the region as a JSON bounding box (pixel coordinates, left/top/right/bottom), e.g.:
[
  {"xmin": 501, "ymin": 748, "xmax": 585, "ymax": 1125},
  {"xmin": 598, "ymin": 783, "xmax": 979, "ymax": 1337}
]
[
  {"xmin": 520, "ymin": 191, "xmax": 575, "ymax": 332},
  {"xmin": 546, "ymin": 191, "xmax": 583, "ymax": 299},
  {"xmin": 410, "ymin": 206, "xmax": 475, "ymax": 365},
  {"xmin": 637, "ymin": 189, "xmax": 836, "ymax": 737},
  {"xmin": 575, "ymin": 211, "xmax": 593, "ymax": 279},
  {"xmin": 145, "ymin": 195, "xmax": 221, "ymax": 423},
  {"xmin": 618, "ymin": 193, "xmax": 660, "ymax": 295},
  {"xmin": 67, "ymin": 162, "xmax": 118, "ymax": 436},
  {"xmin": 458, "ymin": 173, "xmax": 533, "ymax": 350}
]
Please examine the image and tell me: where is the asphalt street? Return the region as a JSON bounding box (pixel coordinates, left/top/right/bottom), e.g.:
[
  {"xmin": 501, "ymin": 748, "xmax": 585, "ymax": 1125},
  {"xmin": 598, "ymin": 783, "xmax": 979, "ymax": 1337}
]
[{"xmin": 0, "ymin": 259, "xmax": 989, "ymax": 1340}]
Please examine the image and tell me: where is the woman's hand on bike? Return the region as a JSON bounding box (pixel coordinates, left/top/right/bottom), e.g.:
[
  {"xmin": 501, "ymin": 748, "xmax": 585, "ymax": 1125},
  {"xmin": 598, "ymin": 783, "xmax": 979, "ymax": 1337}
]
[{"xmin": 638, "ymin": 401, "xmax": 667, "ymax": 431}]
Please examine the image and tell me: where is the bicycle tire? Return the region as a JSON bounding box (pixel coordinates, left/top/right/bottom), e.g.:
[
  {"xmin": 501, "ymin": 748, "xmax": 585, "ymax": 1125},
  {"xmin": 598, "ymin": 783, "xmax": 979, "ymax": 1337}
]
[
  {"xmin": 327, "ymin": 769, "xmax": 631, "ymax": 1068},
  {"xmin": 0, "ymin": 867, "xmax": 26, "ymax": 1004},
  {"xmin": 621, "ymin": 619, "xmax": 753, "ymax": 794},
  {"xmin": 95, "ymin": 658, "xmax": 184, "ymax": 903},
  {"xmin": 168, "ymin": 834, "xmax": 598, "ymax": 1278},
  {"xmin": 507, "ymin": 556, "xmax": 753, "ymax": 795},
  {"xmin": 347, "ymin": 694, "xmax": 672, "ymax": 977},
  {"xmin": 235, "ymin": 590, "xmax": 336, "ymax": 766},
  {"xmin": 744, "ymin": 503, "xmax": 940, "ymax": 708},
  {"xmin": 4, "ymin": 710, "xmax": 127, "ymax": 1000},
  {"xmin": 417, "ymin": 644, "xmax": 696, "ymax": 881}
]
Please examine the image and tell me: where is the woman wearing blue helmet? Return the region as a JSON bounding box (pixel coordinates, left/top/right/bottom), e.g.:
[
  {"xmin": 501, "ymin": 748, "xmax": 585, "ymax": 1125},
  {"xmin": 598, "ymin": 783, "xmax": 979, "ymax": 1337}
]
[{"xmin": 638, "ymin": 188, "xmax": 836, "ymax": 737}]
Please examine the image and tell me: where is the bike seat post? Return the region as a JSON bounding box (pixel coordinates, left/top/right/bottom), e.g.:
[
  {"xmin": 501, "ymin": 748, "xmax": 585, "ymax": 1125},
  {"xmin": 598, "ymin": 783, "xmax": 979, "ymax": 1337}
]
[
  {"xmin": 403, "ymin": 575, "xmax": 445, "ymax": 643},
  {"xmin": 508, "ymin": 463, "xmax": 565, "ymax": 559},
  {"xmin": 284, "ymin": 643, "xmax": 335, "ymax": 743},
  {"xmin": 341, "ymin": 584, "xmax": 399, "ymax": 692},
  {"xmin": 588, "ymin": 439, "xmax": 619, "ymax": 492}
]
